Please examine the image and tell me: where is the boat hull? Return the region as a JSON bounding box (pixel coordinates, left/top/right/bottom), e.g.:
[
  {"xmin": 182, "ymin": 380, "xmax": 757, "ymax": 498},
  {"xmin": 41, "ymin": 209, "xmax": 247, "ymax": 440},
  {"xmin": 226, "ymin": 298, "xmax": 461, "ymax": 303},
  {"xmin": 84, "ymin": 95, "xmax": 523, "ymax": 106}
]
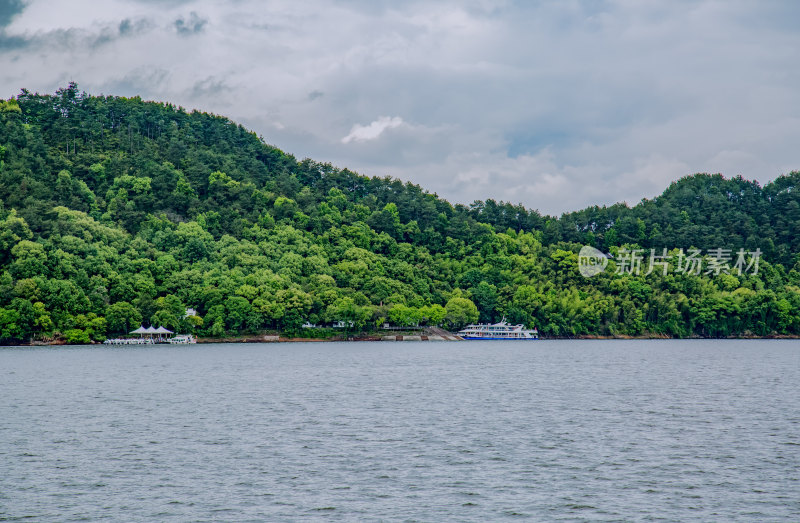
[{"xmin": 461, "ymin": 336, "xmax": 538, "ymax": 340}]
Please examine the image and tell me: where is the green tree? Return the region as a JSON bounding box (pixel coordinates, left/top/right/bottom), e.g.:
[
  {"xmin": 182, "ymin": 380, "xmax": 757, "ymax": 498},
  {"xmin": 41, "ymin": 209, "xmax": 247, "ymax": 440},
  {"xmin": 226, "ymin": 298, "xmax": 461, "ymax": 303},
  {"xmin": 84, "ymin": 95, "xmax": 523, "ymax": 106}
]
[
  {"xmin": 388, "ymin": 304, "xmax": 421, "ymax": 327},
  {"xmin": 106, "ymin": 301, "xmax": 142, "ymax": 334},
  {"xmin": 445, "ymin": 297, "xmax": 479, "ymax": 329},
  {"xmin": 10, "ymin": 241, "xmax": 47, "ymax": 279},
  {"xmin": 0, "ymin": 210, "xmax": 33, "ymax": 264},
  {"xmin": 0, "ymin": 307, "xmax": 22, "ymax": 341},
  {"xmin": 224, "ymin": 296, "xmax": 252, "ymax": 332},
  {"xmin": 63, "ymin": 329, "xmax": 91, "ymax": 344},
  {"xmin": 327, "ymin": 297, "xmax": 371, "ymax": 336}
]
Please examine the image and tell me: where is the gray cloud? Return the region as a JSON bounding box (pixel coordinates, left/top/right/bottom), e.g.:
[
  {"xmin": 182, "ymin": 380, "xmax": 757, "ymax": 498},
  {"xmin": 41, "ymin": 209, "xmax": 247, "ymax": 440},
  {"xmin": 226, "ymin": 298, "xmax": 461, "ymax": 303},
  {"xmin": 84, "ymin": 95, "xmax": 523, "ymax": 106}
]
[
  {"xmin": 92, "ymin": 18, "xmax": 155, "ymax": 48},
  {"xmin": 0, "ymin": 33, "xmax": 26, "ymax": 50},
  {"xmin": 0, "ymin": 0, "xmax": 24, "ymax": 28},
  {"xmin": 119, "ymin": 18, "xmax": 153, "ymax": 37},
  {"xmin": 132, "ymin": 0, "xmax": 195, "ymax": 4},
  {"xmin": 1, "ymin": 0, "xmax": 799, "ymax": 215},
  {"xmin": 0, "ymin": 0, "xmax": 26, "ymax": 50},
  {"xmin": 174, "ymin": 11, "xmax": 207, "ymax": 35},
  {"xmin": 0, "ymin": 15, "xmax": 155, "ymax": 54},
  {"xmin": 100, "ymin": 67, "xmax": 171, "ymax": 99},
  {"xmin": 191, "ymin": 76, "xmax": 227, "ymax": 97}
]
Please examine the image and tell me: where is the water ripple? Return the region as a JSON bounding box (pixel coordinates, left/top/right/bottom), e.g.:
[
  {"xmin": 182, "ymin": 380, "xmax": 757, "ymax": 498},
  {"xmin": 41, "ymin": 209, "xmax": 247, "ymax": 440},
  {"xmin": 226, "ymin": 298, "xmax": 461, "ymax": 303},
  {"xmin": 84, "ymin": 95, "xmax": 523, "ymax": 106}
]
[{"xmin": 1, "ymin": 339, "xmax": 799, "ymax": 521}]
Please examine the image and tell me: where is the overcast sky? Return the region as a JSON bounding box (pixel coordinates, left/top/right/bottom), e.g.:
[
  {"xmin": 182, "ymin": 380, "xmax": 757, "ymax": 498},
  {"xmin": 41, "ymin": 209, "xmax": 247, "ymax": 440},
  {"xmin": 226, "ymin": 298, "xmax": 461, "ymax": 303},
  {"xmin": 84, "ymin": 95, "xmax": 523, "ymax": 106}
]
[{"xmin": 2, "ymin": 0, "xmax": 799, "ymax": 215}]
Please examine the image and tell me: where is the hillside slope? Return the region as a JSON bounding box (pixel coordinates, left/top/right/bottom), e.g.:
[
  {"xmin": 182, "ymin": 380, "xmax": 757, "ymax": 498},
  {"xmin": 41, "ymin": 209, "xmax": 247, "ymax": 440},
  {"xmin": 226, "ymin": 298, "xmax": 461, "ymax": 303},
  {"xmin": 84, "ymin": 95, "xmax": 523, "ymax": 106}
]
[{"xmin": 1, "ymin": 84, "xmax": 798, "ymax": 342}]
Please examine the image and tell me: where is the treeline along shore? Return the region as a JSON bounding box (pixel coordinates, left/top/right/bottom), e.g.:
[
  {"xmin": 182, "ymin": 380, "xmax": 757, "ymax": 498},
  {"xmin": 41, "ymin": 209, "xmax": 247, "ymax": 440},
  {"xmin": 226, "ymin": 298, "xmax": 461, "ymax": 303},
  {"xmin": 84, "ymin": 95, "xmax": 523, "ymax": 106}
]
[{"xmin": 1, "ymin": 84, "xmax": 799, "ymax": 344}]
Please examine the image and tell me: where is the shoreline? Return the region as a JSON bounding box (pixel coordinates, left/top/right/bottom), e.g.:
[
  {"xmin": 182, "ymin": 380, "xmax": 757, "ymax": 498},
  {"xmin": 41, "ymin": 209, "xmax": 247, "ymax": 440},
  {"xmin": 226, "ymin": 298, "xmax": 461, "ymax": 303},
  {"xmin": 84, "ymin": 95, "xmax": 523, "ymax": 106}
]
[
  {"xmin": 554, "ymin": 333, "xmax": 800, "ymax": 340},
  {"xmin": 8, "ymin": 332, "xmax": 800, "ymax": 346}
]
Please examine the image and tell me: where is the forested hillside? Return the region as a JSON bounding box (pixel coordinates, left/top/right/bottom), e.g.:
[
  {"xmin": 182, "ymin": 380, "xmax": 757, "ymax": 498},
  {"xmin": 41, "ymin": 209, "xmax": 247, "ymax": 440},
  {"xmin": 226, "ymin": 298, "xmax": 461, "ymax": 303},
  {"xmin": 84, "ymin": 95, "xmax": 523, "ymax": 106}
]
[{"xmin": 1, "ymin": 84, "xmax": 799, "ymax": 343}]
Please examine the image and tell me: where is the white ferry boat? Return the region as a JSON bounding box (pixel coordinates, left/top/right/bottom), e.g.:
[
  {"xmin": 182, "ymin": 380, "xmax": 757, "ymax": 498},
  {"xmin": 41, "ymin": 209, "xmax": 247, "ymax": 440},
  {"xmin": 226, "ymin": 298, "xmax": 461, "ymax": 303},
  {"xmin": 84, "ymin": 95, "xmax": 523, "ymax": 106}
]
[{"xmin": 457, "ymin": 318, "xmax": 539, "ymax": 340}]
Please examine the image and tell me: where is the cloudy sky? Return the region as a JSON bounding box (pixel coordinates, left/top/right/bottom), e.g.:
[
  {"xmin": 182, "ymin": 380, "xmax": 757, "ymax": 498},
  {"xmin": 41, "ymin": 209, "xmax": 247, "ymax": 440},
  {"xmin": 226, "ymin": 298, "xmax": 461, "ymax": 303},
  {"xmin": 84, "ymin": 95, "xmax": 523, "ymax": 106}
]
[{"xmin": 1, "ymin": 1, "xmax": 799, "ymax": 215}]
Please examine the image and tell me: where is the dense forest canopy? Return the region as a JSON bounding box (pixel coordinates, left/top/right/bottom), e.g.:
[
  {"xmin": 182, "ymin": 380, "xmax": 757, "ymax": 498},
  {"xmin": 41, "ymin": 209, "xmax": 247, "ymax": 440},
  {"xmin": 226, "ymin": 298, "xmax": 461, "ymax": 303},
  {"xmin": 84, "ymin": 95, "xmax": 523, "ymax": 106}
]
[{"xmin": 1, "ymin": 83, "xmax": 799, "ymax": 343}]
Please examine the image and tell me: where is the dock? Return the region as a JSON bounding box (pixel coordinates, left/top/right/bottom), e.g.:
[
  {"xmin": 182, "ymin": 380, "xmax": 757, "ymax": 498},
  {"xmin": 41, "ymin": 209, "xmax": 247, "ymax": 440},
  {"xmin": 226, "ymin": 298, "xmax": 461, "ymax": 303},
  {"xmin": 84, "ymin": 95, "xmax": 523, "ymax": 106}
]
[{"xmin": 381, "ymin": 327, "xmax": 463, "ymax": 341}]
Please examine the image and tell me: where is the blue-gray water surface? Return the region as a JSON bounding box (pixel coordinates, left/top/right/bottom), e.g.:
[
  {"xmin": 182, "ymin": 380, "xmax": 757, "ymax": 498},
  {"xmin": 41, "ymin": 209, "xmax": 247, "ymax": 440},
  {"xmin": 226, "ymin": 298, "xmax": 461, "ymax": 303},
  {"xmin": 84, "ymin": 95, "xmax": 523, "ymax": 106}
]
[{"xmin": 1, "ymin": 339, "xmax": 799, "ymax": 521}]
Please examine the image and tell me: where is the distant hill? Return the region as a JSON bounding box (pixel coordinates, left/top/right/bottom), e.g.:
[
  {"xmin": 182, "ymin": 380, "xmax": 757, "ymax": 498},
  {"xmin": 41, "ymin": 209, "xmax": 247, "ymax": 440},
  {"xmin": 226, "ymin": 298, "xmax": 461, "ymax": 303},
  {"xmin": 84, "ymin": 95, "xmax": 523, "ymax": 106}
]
[
  {"xmin": 0, "ymin": 83, "xmax": 798, "ymax": 343},
  {"xmin": 553, "ymin": 172, "xmax": 799, "ymax": 266}
]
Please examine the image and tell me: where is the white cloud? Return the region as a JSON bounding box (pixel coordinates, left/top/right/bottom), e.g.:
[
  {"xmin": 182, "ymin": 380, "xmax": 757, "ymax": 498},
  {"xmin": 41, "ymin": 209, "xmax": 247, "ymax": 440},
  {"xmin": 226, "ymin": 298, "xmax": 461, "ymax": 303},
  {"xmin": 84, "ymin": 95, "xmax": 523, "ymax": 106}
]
[
  {"xmin": 341, "ymin": 116, "xmax": 404, "ymax": 144},
  {"xmin": 2, "ymin": 0, "xmax": 799, "ymax": 215}
]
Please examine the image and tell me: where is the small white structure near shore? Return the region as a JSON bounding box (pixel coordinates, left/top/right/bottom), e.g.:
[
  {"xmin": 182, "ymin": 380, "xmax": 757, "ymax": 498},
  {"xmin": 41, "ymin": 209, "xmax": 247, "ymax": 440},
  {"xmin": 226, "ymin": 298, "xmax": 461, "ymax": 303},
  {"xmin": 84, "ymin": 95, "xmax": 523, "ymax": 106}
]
[{"xmin": 104, "ymin": 325, "xmax": 191, "ymax": 345}]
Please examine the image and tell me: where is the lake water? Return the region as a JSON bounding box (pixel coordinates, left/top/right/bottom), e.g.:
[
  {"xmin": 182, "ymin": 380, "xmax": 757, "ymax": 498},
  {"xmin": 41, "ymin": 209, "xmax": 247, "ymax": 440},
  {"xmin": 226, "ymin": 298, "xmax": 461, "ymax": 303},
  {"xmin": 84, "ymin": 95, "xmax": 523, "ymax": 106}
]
[{"xmin": 1, "ymin": 340, "xmax": 798, "ymax": 521}]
